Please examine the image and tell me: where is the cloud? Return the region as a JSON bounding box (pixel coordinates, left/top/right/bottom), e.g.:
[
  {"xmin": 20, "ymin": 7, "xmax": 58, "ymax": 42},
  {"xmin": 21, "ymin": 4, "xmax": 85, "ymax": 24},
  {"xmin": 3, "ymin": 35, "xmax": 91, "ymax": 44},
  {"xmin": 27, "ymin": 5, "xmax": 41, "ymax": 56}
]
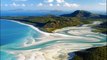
[
  {"xmin": 11, "ymin": 2, "xmax": 19, "ymax": 7},
  {"xmin": 99, "ymin": 3, "xmax": 106, "ymax": 6},
  {"xmin": 44, "ymin": 0, "xmax": 54, "ymax": 3},
  {"xmin": 44, "ymin": 0, "xmax": 65, "ymax": 3},
  {"xmin": 22, "ymin": 4, "xmax": 26, "ymax": 7},
  {"xmin": 56, "ymin": 4, "xmax": 60, "ymax": 6},
  {"xmin": 43, "ymin": 0, "xmax": 79, "ymax": 8},
  {"xmin": 49, "ymin": 3, "xmax": 53, "ymax": 6},
  {"xmin": 63, "ymin": 2, "xmax": 79, "ymax": 7},
  {"xmin": 37, "ymin": 3, "xmax": 43, "ymax": 6},
  {"xmin": 12, "ymin": 0, "xmax": 27, "ymax": 2},
  {"xmin": 1, "ymin": 0, "xmax": 79, "ymax": 9},
  {"xmin": 56, "ymin": 0, "xmax": 65, "ymax": 3},
  {"xmin": 7, "ymin": 2, "xmax": 26, "ymax": 7}
]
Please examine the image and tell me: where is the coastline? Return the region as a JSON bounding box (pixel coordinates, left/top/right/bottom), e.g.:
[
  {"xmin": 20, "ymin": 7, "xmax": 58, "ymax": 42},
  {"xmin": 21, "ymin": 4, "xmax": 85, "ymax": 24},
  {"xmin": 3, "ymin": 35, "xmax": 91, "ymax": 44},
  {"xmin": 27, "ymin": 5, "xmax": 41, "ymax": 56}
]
[{"xmin": 1, "ymin": 19, "xmax": 106, "ymax": 60}]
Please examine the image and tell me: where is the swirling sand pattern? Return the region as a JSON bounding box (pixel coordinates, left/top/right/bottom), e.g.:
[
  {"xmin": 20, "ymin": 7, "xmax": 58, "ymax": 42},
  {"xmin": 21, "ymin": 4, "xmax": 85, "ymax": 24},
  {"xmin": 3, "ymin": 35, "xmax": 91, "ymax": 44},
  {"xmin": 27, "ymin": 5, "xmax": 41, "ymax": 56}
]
[{"xmin": 0, "ymin": 20, "xmax": 106, "ymax": 60}]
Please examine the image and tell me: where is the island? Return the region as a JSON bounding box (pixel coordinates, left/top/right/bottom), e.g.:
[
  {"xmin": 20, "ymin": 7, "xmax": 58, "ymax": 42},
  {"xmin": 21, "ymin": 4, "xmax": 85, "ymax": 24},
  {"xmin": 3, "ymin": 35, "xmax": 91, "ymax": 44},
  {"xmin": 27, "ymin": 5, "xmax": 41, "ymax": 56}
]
[{"xmin": 1, "ymin": 10, "xmax": 107, "ymax": 60}]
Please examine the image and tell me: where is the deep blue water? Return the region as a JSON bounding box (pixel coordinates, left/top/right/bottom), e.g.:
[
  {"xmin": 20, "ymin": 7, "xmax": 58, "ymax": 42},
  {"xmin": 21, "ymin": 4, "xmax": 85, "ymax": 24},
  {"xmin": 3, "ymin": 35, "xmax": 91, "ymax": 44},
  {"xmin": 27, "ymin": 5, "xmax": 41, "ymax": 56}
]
[
  {"xmin": 1, "ymin": 10, "xmax": 71, "ymax": 16},
  {"xmin": 1, "ymin": 10, "xmax": 106, "ymax": 16},
  {"xmin": 0, "ymin": 20, "xmax": 30, "ymax": 45},
  {"xmin": 1, "ymin": 11, "xmax": 46, "ymax": 16},
  {"xmin": 0, "ymin": 19, "xmax": 41, "ymax": 46}
]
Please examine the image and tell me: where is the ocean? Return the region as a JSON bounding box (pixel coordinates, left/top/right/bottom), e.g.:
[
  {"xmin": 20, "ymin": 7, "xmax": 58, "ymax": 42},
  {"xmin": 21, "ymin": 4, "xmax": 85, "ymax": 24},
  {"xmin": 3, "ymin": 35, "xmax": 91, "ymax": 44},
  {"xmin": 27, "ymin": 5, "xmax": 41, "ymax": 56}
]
[
  {"xmin": 1, "ymin": 11, "xmax": 71, "ymax": 16},
  {"xmin": 0, "ymin": 19, "xmax": 42, "ymax": 60},
  {"xmin": 0, "ymin": 19, "xmax": 106, "ymax": 60}
]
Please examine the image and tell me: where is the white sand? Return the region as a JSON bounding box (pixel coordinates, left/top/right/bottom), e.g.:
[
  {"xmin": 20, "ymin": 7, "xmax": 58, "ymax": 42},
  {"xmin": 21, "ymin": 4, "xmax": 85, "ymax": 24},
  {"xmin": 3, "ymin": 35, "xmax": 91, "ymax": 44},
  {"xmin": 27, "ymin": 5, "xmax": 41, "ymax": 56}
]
[
  {"xmin": 2, "ymin": 20, "xmax": 106, "ymax": 60},
  {"xmin": 6, "ymin": 43, "xmax": 93, "ymax": 60}
]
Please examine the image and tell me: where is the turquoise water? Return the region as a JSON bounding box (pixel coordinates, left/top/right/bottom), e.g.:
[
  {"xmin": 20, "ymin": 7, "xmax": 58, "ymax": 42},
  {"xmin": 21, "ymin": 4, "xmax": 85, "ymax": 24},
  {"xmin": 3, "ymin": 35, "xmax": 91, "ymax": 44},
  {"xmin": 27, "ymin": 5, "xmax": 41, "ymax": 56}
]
[
  {"xmin": 0, "ymin": 19, "xmax": 107, "ymax": 60},
  {"xmin": 0, "ymin": 19, "xmax": 41, "ymax": 60},
  {"xmin": 0, "ymin": 52, "xmax": 16, "ymax": 60},
  {"xmin": 1, "ymin": 20, "xmax": 29, "ymax": 45},
  {"xmin": 0, "ymin": 19, "xmax": 41, "ymax": 45}
]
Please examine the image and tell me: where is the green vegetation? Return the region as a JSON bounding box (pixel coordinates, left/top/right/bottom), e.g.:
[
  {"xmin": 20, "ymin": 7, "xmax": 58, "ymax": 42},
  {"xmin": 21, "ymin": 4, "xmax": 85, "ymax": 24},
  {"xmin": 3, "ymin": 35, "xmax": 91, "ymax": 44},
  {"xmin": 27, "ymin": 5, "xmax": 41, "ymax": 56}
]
[
  {"xmin": 92, "ymin": 22, "xmax": 107, "ymax": 34},
  {"xmin": 92, "ymin": 28, "xmax": 107, "ymax": 34},
  {"xmin": 1, "ymin": 16, "xmax": 84, "ymax": 32},
  {"xmin": 73, "ymin": 46, "xmax": 107, "ymax": 60},
  {"xmin": 1, "ymin": 15, "xmax": 106, "ymax": 33},
  {"xmin": 73, "ymin": 55, "xmax": 83, "ymax": 60},
  {"xmin": 0, "ymin": 10, "xmax": 107, "ymax": 60}
]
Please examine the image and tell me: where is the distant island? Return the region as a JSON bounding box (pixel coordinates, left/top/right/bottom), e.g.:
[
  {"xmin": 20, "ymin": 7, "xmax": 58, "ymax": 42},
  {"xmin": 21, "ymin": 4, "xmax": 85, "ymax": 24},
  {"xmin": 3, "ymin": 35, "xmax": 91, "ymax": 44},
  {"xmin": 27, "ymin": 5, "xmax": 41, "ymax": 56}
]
[{"xmin": 1, "ymin": 10, "xmax": 107, "ymax": 60}]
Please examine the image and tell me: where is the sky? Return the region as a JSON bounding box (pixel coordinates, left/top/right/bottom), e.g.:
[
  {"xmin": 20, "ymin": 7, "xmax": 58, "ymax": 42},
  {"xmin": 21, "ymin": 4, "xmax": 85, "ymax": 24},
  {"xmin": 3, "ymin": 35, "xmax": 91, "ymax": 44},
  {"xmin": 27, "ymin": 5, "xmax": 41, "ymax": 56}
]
[{"xmin": 0, "ymin": 0, "xmax": 106, "ymax": 11}]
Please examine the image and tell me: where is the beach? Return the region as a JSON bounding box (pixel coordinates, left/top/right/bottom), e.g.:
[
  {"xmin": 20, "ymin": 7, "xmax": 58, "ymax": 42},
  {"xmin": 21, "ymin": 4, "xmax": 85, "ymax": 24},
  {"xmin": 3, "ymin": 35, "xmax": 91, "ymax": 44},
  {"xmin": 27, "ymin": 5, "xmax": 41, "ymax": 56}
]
[{"xmin": 0, "ymin": 20, "xmax": 106, "ymax": 60}]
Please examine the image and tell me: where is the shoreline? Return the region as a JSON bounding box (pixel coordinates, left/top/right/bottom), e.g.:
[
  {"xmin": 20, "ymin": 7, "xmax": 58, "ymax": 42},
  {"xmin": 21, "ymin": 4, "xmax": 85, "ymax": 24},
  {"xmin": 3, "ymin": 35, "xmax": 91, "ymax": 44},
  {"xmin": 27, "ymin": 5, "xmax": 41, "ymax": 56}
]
[{"xmin": 0, "ymin": 19, "xmax": 107, "ymax": 60}]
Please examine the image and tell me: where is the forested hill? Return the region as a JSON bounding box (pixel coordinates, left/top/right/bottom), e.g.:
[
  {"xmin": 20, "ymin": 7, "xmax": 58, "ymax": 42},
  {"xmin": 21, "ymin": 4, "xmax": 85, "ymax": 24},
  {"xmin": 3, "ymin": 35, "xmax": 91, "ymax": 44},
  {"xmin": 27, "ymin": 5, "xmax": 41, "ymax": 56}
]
[
  {"xmin": 61, "ymin": 10, "xmax": 107, "ymax": 19},
  {"xmin": 1, "ymin": 10, "xmax": 107, "ymax": 33},
  {"xmin": 0, "ymin": 10, "xmax": 107, "ymax": 60}
]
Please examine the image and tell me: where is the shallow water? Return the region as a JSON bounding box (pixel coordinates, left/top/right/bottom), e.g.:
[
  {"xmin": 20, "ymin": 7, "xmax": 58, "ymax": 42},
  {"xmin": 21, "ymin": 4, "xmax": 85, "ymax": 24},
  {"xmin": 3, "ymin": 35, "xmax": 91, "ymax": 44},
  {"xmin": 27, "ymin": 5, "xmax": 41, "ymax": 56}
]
[{"xmin": 0, "ymin": 19, "xmax": 106, "ymax": 60}]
